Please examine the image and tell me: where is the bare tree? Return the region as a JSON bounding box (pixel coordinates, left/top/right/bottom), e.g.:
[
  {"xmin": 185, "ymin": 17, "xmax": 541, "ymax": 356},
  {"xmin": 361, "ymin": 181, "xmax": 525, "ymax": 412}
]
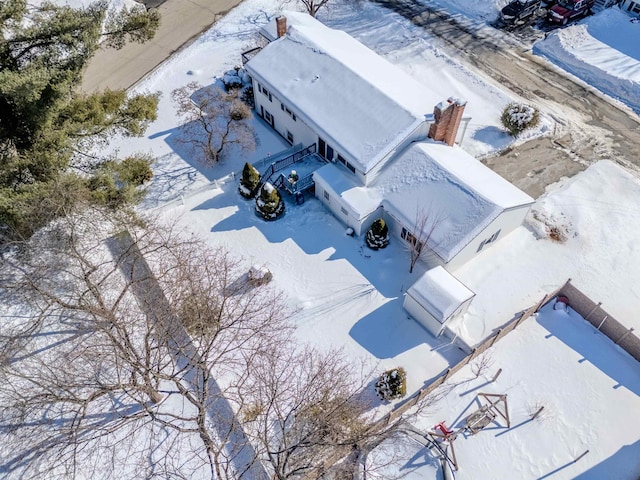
[
  {"xmin": 0, "ymin": 205, "xmax": 442, "ymax": 479},
  {"xmin": 297, "ymin": 0, "xmax": 332, "ymax": 17},
  {"xmin": 0, "ymin": 207, "xmax": 288, "ymax": 479},
  {"xmin": 172, "ymin": 82, "xmax": 256, "ymax": 166},
  {"xmin": 404, "ymin": 207, "xmax": 446, "ymax": 273}
]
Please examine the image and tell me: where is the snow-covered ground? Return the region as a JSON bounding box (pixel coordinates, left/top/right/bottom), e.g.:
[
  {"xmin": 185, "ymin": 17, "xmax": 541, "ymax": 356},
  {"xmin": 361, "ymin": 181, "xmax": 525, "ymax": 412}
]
[
  {"xmin": 404, "ymin": 303, "xmax": 640, "ymax": 480},
  {"xmin": 535, "ymin": 7, "xmax": 640, "ymax": 114},
  {"xmin": 10, "ymin": 0, "xmax": 640, "ymax": 477},
  {"xmin": 451, "ymin": 159, "xmax": 640, "ymax": 346},
  {"xmin": 104, "ymin": 0, "xmax": 639, "ymax": 458}
]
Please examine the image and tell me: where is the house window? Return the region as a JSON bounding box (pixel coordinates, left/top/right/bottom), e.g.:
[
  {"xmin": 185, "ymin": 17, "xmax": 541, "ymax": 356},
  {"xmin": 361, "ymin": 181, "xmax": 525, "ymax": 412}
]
[
  {"xmin": 476, "ymin": 229, "xmax": 501, "ymax": 253},
  {"xmin": 259, "ymin": 84, "xmax": 272, "ymax": 101},
  {"xmin": 323, "ymin": 190, "xmax": 330, "ymax": 201},
  {"xmin": 280, "ymin": 103, "xmax": 297, "ymax": 121},
  {"xmin": 286, "ymin": 131, "xmax": 294, "ymax": 144},
  {"xmin": 401, "ymin": 227, "xmax": 422, "ymax": 252},
  {"xmin": 340, "ymin": 207, "xmax": 348, "ymax": 216},
  {"xmin": 338, "ymin": 155, "xmax": 356, "ymax": 174},
  {"xmin": 631, "ymin": 1, "xmax": 640, "ymax": 13},
  {"xmin": 264, "ymin": 110, "xmax": 273, "ymax": 125}
]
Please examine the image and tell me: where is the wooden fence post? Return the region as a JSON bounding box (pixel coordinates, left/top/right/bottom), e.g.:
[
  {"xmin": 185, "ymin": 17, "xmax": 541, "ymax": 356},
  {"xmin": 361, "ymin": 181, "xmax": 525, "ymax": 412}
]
[
  {"xmin": 585, "ymin": 302, "xmax": 602, "ymax": 321},
  {"xmin": 515, "ymin": 311, "xmax": 528, "ymax": 329},
  {"xmin": 617, "ymin": 328, "xmax": 635, "ymax": 345},
  {"xmin": 491, "ymin": 330, "xmax": 502, "ymax": 347},
  {"xmin": 597, "ymin": 315, "xmax": 608, "ymax": 330},
  {"xmin": 534, "ymin": 293, "xmax": 550, "ymax": 313}
]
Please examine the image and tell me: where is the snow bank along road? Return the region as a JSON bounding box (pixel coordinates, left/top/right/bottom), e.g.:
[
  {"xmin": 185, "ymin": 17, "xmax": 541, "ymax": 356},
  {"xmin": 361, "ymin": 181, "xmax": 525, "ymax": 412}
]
[
  {"xmin": 80, "ymin": 0, "xmax": 243, "ymax": 92},
  {"xmin": 375, "ymin": 0, "xmax": 640, "ymax": 197}
]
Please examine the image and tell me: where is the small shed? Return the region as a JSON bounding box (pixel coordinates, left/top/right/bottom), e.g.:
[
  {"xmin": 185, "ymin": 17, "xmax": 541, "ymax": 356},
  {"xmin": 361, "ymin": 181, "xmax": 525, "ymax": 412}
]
[{"xmin": 403, "ymin": 266, "xmax": 475, "ymax": 337}]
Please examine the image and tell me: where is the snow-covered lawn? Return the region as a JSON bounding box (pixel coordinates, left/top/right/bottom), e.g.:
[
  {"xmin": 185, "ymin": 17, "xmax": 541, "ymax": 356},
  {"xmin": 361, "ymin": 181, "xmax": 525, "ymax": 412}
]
[
  {"xmin": 115, "ymin": 0, "xmax": 639, "ymax": 450},
  {"xmin": 407, "ymin": 303, "xmax": 640, "ymax": 480},
  {"xmin": 115, "ymin": 0, "xmax": 539, "ymax": 400},
  {"xmin": 12, "ymin": 0, "xmax": 640, "ymax": 477}
]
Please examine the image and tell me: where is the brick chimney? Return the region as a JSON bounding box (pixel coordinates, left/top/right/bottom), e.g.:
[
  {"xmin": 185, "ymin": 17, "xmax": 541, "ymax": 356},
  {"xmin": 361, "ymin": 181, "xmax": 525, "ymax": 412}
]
[
  {"xmin": 428, "ymin": 97, "xmax": 467, "ymax": 147},
  {"xmin": 276, "ymin": 15, "xmax": 287, "ymax": 38}
]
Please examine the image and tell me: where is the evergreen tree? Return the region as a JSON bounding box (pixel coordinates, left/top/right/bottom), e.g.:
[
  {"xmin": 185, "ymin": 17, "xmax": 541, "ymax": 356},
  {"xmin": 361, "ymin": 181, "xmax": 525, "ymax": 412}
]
[
  {"xmin": 239, "ymin": 162, "xmax": 261, "ymax": 199},
  {"xmin": 375, "ymin": 367, "xmax": 407, "ymax": 401},
  {"xmin": 0, "ymin": 0, "xmax": 160, "ymax": 239},
  {"xmin": 366, "ymin": 218, "xmax": 390, "ymax": 250},
  {"xmin": 255, "ymin": 182, "xmax": 285, "ymax": 220}
]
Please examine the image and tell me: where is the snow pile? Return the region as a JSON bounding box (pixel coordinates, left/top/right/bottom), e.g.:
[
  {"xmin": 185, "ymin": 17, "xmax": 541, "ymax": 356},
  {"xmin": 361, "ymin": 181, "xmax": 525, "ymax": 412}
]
[{"xmin": 534, "ymin": 7, "xmax": 640, "ymax": 114}]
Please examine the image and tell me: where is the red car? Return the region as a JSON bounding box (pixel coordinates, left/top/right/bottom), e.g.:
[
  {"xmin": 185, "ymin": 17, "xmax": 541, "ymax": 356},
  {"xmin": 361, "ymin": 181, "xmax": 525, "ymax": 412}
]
[{"xmin": 547, "ymin": 0, "xmax": 594, "ymax": 25}]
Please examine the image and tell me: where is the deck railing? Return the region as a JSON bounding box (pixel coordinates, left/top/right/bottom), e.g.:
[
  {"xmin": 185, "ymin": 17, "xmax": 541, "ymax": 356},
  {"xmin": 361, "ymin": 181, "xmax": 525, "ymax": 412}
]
[{"xmin": 261, "ymin": 143, "xmax": 317, "ymax": 184}]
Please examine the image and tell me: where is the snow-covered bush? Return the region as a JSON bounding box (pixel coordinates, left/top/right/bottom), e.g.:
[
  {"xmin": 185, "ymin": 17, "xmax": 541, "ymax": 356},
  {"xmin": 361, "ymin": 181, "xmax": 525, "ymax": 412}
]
[
  {"xmin": 240, "ymin": 85, "xmax": 255, "ymax": 109},
  {"xmin": 222, "ymin": 67, "xmax": 244, "ymax": 91},
  {"xmin": 375, "ymin": 367, "xmax": 407, "ymax": 401},
  {"xmin": 239, "ymin": 162, "xmax": 261, "ymax": 198},
  {"xmin": 255, "ymin": 182, "xmax": 285, "ymax": 220},
  {"xmin": 501, "ymin": 102, "xmax": 539, "ymax": 136},
  {"xmin": 365, "ymin": 218, "xmax": 390, "ymax": 250}
]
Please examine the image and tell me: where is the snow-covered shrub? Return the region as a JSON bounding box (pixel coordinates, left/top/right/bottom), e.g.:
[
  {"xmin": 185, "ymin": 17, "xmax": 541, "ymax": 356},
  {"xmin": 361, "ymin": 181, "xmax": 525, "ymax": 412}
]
[
  {"xmin": 222, "ymin": 67, "xmax": 244, "ymax": 91},
  {"xmin": 240, "ymin": 85, "xmax": 254, "ymax": 109},
  {"xmin": 255, "ymin": 182, "xmax": 285, "ymax": 220},
  {"xmin": 501, "ymin": 102, "xmax": 539, "ymax": 136},
  {"xmin": 375, "ymin": 367, "xmax": 406, "ymax": 401},
  {"xmin": 365, "ymin": 218, "xmax": 390, "ymax": 250},
  {"xmin": 239, "ymin": 162, "xmax": 261, "ymax": 199}
]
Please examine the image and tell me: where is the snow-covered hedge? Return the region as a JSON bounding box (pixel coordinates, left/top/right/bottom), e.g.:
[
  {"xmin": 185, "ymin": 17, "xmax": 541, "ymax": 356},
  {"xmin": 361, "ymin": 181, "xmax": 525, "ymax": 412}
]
[
  {"xmin": 366, "ymin": 218, "xmax": 390, "ymax": 250},
  {"xmin": 501, "ymin": 102, "xmax": 539, "ymax": 136},
  {"xmin": 239, "ymin": 162, "xmax": 261, "ymax": 199},
  {"xmin": 255, "ymin": 182, "xmax": 285, "ymax": 220}
]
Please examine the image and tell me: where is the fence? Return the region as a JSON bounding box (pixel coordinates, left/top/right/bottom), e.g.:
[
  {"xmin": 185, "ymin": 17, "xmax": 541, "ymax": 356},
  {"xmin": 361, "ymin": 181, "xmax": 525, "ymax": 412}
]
[
  {"xmin": 557, "ymin": 279, "xmax": 640, "ymax": 362},
  {"xmin": 377, "ymin": 285, "xmax": 564, "ymax": 425},
  {"xmin": 308, "ymin": 286, "xmax": 565, "ymax": 478}
]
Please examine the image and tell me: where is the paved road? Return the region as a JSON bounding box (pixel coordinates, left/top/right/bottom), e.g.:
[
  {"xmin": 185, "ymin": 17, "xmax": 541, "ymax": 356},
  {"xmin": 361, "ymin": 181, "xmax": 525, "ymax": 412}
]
[
  {"xmin": 80, "ymin": 0, "xmax": 244, "ymax": 92},
  {"xmin": 374, "ymin": 0, "xmax": 640, "ymax": 197}
]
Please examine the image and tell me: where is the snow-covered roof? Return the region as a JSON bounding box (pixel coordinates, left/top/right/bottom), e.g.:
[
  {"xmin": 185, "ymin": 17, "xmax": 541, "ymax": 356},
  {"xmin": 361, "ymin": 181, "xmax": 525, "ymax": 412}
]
[
  {"xmin": 246, "ymin": 11, "xmax": 439, "ymax": 174},
  {"xmin": 313, "ymin": 164, "xmax": 379, "ymax": 220},
  {"xmin": 376, "ymin": 142, "xmax": 534, "ymax": 261},
  {"xmin": 313, "ymin": 141, "xmax": 533, "ymax": 262},
  {"xmin": 406, "ymin": 266, "xmax": 474, "ymax": 321}
]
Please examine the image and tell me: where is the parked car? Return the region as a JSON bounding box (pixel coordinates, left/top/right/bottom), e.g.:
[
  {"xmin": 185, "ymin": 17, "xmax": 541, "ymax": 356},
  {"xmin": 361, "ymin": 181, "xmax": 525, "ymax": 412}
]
[
  {"xmin": 547, "ymin": 0, "xmax": 595, "ymax": 25},
  {"xmin": 500, "ymin": 0, "xmax": 542, "ymax": 24}
]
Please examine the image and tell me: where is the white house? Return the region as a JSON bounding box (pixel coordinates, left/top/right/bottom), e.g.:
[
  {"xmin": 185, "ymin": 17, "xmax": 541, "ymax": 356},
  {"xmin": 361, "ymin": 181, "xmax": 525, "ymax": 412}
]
[
  {"xmin": 314, "ymin": 142, "xmax": 534, "ymax": 270},
  {"xmin": 244, "ymin": 12, "xmax": 533, "ymax": 271},
  {"xmin": 245, "ymin": 12, "xmax": 446, "ymax": 186},
  {"xmin": 621, "ymin": 0, "xmax": 640, "ymax": 15}
]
